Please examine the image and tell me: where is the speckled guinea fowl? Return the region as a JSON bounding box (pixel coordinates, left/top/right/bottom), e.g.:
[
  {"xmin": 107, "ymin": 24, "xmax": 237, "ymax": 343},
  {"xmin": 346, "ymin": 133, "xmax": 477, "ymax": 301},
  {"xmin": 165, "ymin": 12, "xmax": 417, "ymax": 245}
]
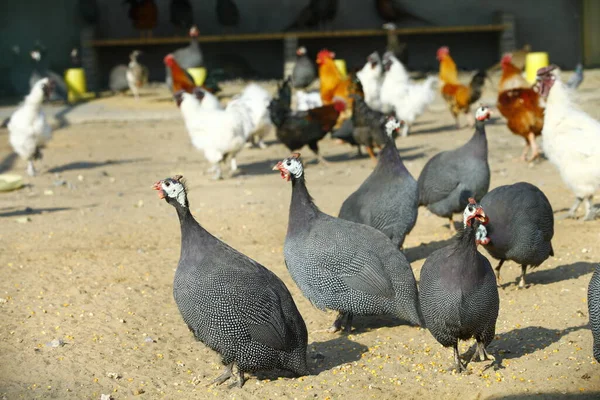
[
  {"xmin": 418, "ymin": 106, "xmax": 491, "ymax": 232},
  {"xmin": 153, "ymin": 175, "xmax": 308, "ymax": 387},
  {"xmin": 339, "ymin": 117, "xmax": 418, "ymax": 249},
  {"xmin": 419, "ymin": 199, "xmax": 499, "ymax": 372},
  {"xmin": 589, "ymin": 265, "xmax": 600, "ymax": 362},
  {"xmin": 274, "ymin": 154, "xmax": 422, "ymax": 333},
  {"xmin": 480, "ymin": 182, "xmax": 554, "ymax": 289}
]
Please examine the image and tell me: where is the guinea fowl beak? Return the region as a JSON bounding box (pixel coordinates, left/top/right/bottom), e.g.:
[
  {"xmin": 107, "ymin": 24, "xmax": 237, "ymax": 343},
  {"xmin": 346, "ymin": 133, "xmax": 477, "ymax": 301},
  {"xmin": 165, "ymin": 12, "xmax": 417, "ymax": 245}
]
[
  {"xmin": 152, "ymin": 181, "xmax": 166, "ymax": 199},
  {"xmin": 474, "ymin": 208, "xmax": 488, "ymax": 224},
  {"xmin": 272, "ymin": 162, "xmax": 290, "ymax": 181}
]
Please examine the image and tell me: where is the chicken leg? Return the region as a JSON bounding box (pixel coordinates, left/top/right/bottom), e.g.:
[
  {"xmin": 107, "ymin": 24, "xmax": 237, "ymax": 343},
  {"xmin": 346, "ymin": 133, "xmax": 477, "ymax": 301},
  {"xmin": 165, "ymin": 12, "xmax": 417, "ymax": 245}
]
[
  {"xmin": 583, "ymin": 195, "xmax": 598, "ymax": 221},
  {"xmin": 366, "ymin": 146, "xmax": 377, "ymax": 162},
  {"xmin": 526, "ymin": 132, "xmax": 540, "ymax": 161},
  {"xmin": 26, "ymin": 160, "xmax": 36, "ymax": 177},
  {"xmin": 564, "ymin": 197, "xmax": 583, "ymax": 219},
  {"xmin": 520, "ymin": 140, "xmax": 530, "ymax": 161}
]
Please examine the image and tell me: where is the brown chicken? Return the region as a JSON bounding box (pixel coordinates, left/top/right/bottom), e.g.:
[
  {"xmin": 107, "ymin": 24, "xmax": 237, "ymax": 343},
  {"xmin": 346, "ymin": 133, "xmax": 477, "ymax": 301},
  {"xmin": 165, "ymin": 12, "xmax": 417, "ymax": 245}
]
[
  {"xmin": 316, "ymin": 49, "xmax": 351, "ymax": 105},
  {"xmin": 496, "ymin": 59, "xmax": 544, "ymax": 162},
  {"xmin": 164, "ymin": 54, "xmax": 195, "ymax": 93},
  {"xmin": 498, "ymin": 54, "xmax": 530, "ymax": 92},
  {"xmin": 125, "ymin": 0, "xmax": 158, "ymax": 38},
  {"xmin": 437, "ymin": 47, "xmax": 486, "ymax": 128}
]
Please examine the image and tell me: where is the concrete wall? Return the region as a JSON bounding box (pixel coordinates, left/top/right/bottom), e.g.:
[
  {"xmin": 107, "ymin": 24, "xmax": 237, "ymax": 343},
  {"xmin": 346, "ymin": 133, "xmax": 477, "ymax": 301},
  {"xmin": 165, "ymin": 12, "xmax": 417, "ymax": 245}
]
[{"xmin": 0, "ymin": 0, "xmax": 583, "ymax": 98}]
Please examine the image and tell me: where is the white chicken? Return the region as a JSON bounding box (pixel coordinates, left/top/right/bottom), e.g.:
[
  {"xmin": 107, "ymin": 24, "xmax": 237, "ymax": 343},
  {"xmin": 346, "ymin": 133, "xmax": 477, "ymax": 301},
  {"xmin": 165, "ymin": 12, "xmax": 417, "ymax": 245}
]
[
  {"xmin": 380, "ymin": 52, "xmax": 437, "ymax": 137},
  {"xmin": 175, "ymin": 90, "xmax": 246, "ymax": 180},
  {"xmin": 538, "ymin": 65, "xmax": 600, "ymax": 221},
  {"xmin": 8, "ymin": 77, "xmax": 53, "ymax": 176},
  {"xmin": 229, "ymin": 83, "xmax": 273, "ymax": 148},
  {"xmin": 295, "ymin": 90, "xmax": 322, "ymax": 111},
  {"xmin": 356, "ymin": 51, "xmax": 383, "ymax": 111}
]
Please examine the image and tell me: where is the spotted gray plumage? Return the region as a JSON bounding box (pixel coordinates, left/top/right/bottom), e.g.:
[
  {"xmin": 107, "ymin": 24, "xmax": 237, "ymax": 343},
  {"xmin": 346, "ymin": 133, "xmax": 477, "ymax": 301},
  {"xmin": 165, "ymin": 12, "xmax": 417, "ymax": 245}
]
[
  {"xmin": 418, "ymin": 108, "xmax": 490, "ymax": 223},
  {"xmin": 480, "ymin": 182, "xmax": 554, "ymax": 288},
  {"xmin": 419, "ymin": 204, "xmax": 499, "ymax": 372},
  {"xmin": 339, "ymin": 134, "xmax": 418, "ymax": 248},
  {"xmin": 156, "ymin": 177, "xmax": 308, "ymax": 387},
  {"xmin": 588, "ymin": 264, "xmax": 600, "ymax": 362},
  {"xmin": 277, "ymin": 156, "xmax": 422, "ymax": 332}
]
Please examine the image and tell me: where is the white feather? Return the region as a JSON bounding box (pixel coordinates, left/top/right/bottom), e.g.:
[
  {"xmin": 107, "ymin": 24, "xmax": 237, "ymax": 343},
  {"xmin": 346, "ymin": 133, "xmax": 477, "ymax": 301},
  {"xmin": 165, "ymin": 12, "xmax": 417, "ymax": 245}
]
[
  {"xmin": 542, "ymin": 81, "xmax": 600, "ymax": 198},
  {"xmin": 179, "ymin": 92, "xmax": 245, "ymax": 167},
  {"xmin": 199, "ymin": 90, "xmax": 223, "ymax": 111},
  {"xmin": 380, "ymin": 54, "xmax": 437, "ymax": 135},
  {"xmin": 356, "ymin": 59, "xmax": 383, "ymax": 111},
  {"xmin": 231, "ymin": 83, "xmax": 274, "ymax": 147},
  {"xmin": 295, "ymin": 90, "xmax": 323, "ymax": 111},
  {"xmin": 8, "ymin": 78, "xmax": 52, "ymax": 162}
]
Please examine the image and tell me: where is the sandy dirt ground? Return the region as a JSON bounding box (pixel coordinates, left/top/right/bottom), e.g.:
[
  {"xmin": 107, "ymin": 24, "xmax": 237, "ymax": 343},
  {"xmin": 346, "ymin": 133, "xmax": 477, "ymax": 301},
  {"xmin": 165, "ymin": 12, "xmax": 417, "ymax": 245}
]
[{"xmin": 1, "ymin": 73, "xmax": 600, "ymax": 400}]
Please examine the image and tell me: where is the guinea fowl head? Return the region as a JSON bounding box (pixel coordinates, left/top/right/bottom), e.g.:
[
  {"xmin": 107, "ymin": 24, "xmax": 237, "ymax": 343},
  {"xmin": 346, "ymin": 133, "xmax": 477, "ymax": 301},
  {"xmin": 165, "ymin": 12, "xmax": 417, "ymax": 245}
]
[
  {"xmin": 436, "ymin": 46, "xmax": 450, "ymax": 61},
  {"xmin": 462, "ymin": 198, "xmax": 490, "ymax": 244},
  {"xmin": 189, "ymin": 25, "xmax": 199, "ymax": 37},
  {"xmin": 475, "ymin": 105, "xmax": 491, "ymax": 121},
  {"xmin": 296, "ymin": 46, "xmax": 307, "ymax": 56},
  {"xmin": 273, "ymin": 153, "xmax": 303, "ymax": 182},
  {"xmin": 153, "ymin": 175, "xmax": 188, "ymax": 208},
  {"xmin": 536, "ymin": 65, "xmax": 558, "ymax": 97},
  {"xmin": 384, "ymin": 116, "xmax": 402, "ymax": 138}
]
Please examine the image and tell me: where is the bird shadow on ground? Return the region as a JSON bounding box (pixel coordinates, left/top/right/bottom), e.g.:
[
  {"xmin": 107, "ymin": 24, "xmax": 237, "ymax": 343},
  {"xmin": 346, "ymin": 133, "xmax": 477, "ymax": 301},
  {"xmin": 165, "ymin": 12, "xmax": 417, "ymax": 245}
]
[
  {"xmin": 488, "ymin": 393, "xmax": 600, "ymax": 400},
  {"xmin": 405, "ymin": 238, "xmax": 454, "ymax": 262},
  {"xmin": 0, "ymin": 152, "xmax": 18, "ymax": 173},
  {"xmin": 411, "ymin": 123, "xmax": 458, "ymax": 135},
  {"xmin": 53, "ymin": 103, "xmax": 84, "ymax": 130},
  {"xmin": 523, "ymin": 262, "xmax": 597, "ymax": 287},
  {"xmin": 252, "ymin": 336, "xmax": 368, "ymax": 382},
  {"xmin": 47, "ymin": 158, "xmax": 150, "ymax": 173},
  {"xmin": 486, "ymin": 325, "xmax": 587, "ymax": 368},
  {"xmin": 349, "ymin": 314, "xmax": 419, "ymax": 334},
  {"xmin": 0, "ymin": 206, "xmax": 74, "ymax": 218}
]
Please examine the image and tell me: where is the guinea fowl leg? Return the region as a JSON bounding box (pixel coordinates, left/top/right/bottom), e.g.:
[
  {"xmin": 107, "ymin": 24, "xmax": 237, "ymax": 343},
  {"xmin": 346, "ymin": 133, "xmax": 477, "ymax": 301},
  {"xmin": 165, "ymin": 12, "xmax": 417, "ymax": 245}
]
[
  {"xmin": 527, "ymin": 132, "xmax": 540, "ymax": 161},
  {"xmin": 453, "ymin": 344, "xmax": 465, "ymax": 372},
  {"xmin": 583, "ymin": 196, "xmax": 597, "ymax": 221},
  {"xmin": 518, "ymin": 265, "xmax": 528, "ymax": 289},
  {"xmin": 470, "ymin": 340, "xmax": 495, "ymax": 363},
  {"xmin": 495, "ymin": 260, "xmax": 505, "ymax": 286},
  {"xmin": 343, "ymin": 313, "xmax": 354, "ymax": 333},
  {"xmin": 26, "ymin": 161, "xmax": 36, "ymax": 177},
  {"xmin": 208, "ymin": 363, "xmax": 234, "ymax": 386},
  {"xmin": 328, "ymin": 312, "xmax": 346, "ymax": 333}
]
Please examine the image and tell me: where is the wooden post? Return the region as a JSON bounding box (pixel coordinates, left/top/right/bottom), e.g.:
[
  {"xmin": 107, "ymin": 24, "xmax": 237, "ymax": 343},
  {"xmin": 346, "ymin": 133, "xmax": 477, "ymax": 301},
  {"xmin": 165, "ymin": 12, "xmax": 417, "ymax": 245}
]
[
  {"xmin": 495, "ymin": 12, "xmax": 516, "ymax": 57},
  {"xmin": 283, "ymin": 35, "xmax": 298, "ymax": 79}
]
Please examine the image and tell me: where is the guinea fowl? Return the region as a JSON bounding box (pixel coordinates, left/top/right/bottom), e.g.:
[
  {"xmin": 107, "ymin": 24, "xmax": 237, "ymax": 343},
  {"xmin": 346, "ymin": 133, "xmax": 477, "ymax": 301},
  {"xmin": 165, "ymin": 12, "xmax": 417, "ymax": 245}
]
[
  {"xmin": 419, "ymin": 199, "xmax": 499, "ymax": 372},
  {"xmin": 479, "ymin": 182, "xmax": 554, "ymax": 289},
  {"xmin": 126, "ymin": 50, "xmax": 149, "ymax": 101},
  {"xmin": 292, "ymin": 46, "xmax": 316, "ymax": 89},
  {"xmin": 588, "ymin": 265, "xmax": 600, "ymax": 362},
  {"xmin": 418, "ymin": 106, "xmax": 491, "ymax": 232},
  {"xmin": 339, "ymin": 117, "xmax": 418, "ymax": 249},
  {"xmin": 274, "ymin": 154, "xmax": 422, "ymax": 333},
  {"xmin": 153, "ymin": 175, "xmax": 309, "ymax": 387}
]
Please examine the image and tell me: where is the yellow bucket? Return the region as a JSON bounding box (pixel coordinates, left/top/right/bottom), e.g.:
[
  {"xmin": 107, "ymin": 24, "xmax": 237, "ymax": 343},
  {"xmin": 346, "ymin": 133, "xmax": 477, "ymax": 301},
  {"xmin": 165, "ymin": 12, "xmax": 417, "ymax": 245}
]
[
  {"xmin": 525, "ymin": 52, "xmax": 549, "ymax": 84},
  {"xmin": 334, "ymin": 59, "xmax": 347, "ymax": 78},
  {"xmin": 187, "ymin": 67, "xmax": 207, "ymax": 86},
  {"xmin": 64, "ymin": 68, "xmax": 88, "ymax": 102}
]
